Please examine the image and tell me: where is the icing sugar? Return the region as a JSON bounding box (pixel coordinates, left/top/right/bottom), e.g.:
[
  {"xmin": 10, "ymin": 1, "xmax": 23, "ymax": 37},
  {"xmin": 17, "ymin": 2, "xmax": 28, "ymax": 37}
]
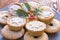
[
  {"xmin": 9, "ymin": 5, "xmax": 21, "ymax": 15},
  {"xmin": 28, "ymin": 1, "xmax": 40, "ymax": 8},
  {"xmin": 26, "ymin": 21, "xmax": 46, "ymax": 31},
  {"xmin": 41, "ymin": 6, "xmax": 52, "ymax": 11},
  {"xmin": 10, "ymin": 5, "xmax": 21, "ymax": 10},
  {"xmin": 39, "ymin": 11, "xmax": 54, "ymax": 17},
  {"xmin": 9, "ymin": 17, "xmax": 26, "ymax": 27}
]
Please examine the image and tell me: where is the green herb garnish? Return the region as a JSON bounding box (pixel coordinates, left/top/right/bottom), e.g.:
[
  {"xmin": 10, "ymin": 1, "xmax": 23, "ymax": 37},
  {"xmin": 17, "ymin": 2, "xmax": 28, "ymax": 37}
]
[
  {"xmin": 34, "ymin": 7, "xmax": 42, "ymax": 16},
  {"xmin": 16, "ymin": 9, "xmax": 28, "ymax": 17},
  {"xmin": 23, "ymin": 3, "xmax": 30, "ymax": 11}
]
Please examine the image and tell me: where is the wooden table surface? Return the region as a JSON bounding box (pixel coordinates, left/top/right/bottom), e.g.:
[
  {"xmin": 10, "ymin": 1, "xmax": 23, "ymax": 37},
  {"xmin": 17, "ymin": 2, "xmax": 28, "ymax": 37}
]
[{"xmin": 0, "ymin": 2, "xmax": 60, "ymax": 40}]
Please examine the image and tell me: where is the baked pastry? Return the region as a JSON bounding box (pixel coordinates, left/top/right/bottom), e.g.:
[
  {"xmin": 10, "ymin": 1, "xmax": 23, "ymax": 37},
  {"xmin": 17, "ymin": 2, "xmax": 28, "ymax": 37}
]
[
  {"xmin": 0, "ymin": 11, "xmax": 11, "ymax": 24},
  {"xmin": 45, "ymin": 19, "xmax": 60, "ymax": 33},
  {"xmin": 24, "ymin": 32, "xmax": 48, "ymax": 40},
  {"xmin": 20, "ymin": 1, "xmax": 40, "ymax": 22},
  {"xmin": 7, "ymin": 17, "xmax": 26, "ymax": 31},
  {"xmin": 26, "ymin": 21, "xmax": 46, "ymax": 36},
  {"xmin": 8, "ymin": 3, "xmax": 22, "ymax": 16},
  {"xmin": 1, "ymin": 25, "xmax": 25, "ymax": 39},
  {"xmin": 21, "ymin": 1, "xmax": 41, "ymax": 12},
  {"xmin": 40, "ymin": 6, "xmax": 53, "ymax": 11},
  {"xmin": 38, "ymin": 11, "xmax": 55, "ymax": 24}
]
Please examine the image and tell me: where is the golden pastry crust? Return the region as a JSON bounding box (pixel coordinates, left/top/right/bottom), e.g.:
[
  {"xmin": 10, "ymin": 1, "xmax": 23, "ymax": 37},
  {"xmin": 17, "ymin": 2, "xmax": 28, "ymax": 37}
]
[
  {"xmin": 45, "ymin": 19, "xmax": 60, "ymax": 33},
  {"xmin": 38, "ymin": 11, "xmax": 55, "ymax": 24},
  {"xmin": 27, "ymin": 31, "xmax": 44, "ymax": 36},
  {"xmin": 0, "ymin": 11, "xmax": 11, "ymax": 24},
  {"xmin": 8, "ymin": 3, "xmax": 22, "ymax": 16},
  {"xmin": 1, "ymin": 25, "xmax": 25, "ymax": 39},
  {"xmin": 7, "ymin": 17, "xmax": 26, "ymax": 31},
  {"xmin": 26, "ymin": 21, "xmax": 46, "ymax": 36},
  {"xmin": 24, "ymin": 32, "xmax": 48, "ymax": 40},
  {"xmin": 40, "ymin": 6, "xmax": 53, "ymax": 11}
]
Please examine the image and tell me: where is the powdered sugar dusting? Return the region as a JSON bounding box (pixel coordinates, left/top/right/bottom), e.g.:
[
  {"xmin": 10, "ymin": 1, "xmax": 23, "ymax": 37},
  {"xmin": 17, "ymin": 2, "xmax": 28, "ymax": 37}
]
[
  {"xmin": 9, "ymin": 5, "xmax": 21, "ymax": 10},
  {"xmin": 28, "ymin": 1, "xmax": 40, "ymax": 8},
  {"xmin": 39, "ymin": 11, "xmax": 54, "ymax": 18},
  {"xmin": 8, "ymin": 17, "xmax": 26, "ymax": 27},
  {"xmin": 26, "ymin": 21, "xmax": 46, "ymax": 31}
]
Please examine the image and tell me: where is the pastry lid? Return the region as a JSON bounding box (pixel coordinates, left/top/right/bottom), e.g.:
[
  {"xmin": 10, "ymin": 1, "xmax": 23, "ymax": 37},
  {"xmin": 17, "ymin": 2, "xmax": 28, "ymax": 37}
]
[
  {"xmin": 7, "ymin": 17, "xmax": 26, "ymax": 27},
  {"xmin": 26, "ymin": 21, "xmax": 46, "ymax": 31},
  {"xmin": 38, "ymin": 11, "xmax": 55, "ymax": 18}
]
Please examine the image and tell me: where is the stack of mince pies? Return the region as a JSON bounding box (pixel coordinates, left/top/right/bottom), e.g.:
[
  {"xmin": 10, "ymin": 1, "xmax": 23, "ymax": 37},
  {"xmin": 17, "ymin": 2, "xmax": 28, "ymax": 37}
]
[
  {"xmin": 1, "ymin": 17, "xmax": 26, "ymax": 39},
  {"xmin": 0, "ymin": 1, "xmax": 60, "ymax": 40},
  {"xmin": 24, "ymin": 21, "xmax": 48, "ymax": 40}
]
